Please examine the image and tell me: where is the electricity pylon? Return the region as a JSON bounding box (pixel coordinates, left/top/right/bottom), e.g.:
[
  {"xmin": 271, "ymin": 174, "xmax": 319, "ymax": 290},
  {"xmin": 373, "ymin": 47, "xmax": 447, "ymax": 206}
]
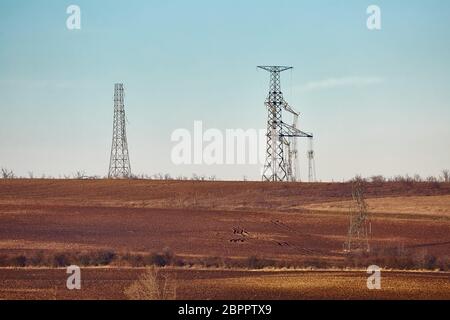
[
  {"xmin": 108, "ymin": 83, "xmax": 131, "ymax": 178},
  {"xmin": 258, "ymin": 66, "xmax": 313, "ymax": 182},
  {"xmin": 345, "ymin": 179, "xmax": 371, "ymax": 253},
  {"xmin": 307, "ymin": 137, "xmax": 316, "ymax": 182}
]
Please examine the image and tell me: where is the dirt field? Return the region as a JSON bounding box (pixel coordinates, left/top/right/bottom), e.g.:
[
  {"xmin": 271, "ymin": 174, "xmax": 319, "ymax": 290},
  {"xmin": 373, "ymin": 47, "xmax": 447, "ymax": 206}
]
[
  {"xmin": 0, "ymin": 180, "xmax": 449, "ymax": 299},
  {"xmin": 1, "ymin": 268, "xmax": 449, "ymax": 300}
]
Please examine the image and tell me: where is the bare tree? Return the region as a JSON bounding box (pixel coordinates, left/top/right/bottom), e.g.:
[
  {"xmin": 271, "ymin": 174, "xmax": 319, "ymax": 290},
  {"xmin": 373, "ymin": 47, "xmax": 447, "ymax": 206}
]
[
  {"xmin": 124, "ymin": 267, "xmax": 176, "ymax": 300},
  {"xmin": 441, "ymin": 169, "xmax": 450, "ymax": 183},
  {"xmin": 74, "ymin": 171, "xmax": 87, "ymax": 180},
  {"xmin": 154, "ymin": 173, "xmax": 163, "ymax": 180},
  {"xmin": 1, "ymin": 168, "xmax": 15, "ymax": 179},
  {"xmin": 369, "ymin": 175, "xmax": 385, "ymax": 183}
]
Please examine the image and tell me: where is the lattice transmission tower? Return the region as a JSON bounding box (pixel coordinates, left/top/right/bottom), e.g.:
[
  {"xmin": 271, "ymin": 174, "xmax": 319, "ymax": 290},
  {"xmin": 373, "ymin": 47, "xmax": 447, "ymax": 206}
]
[
  {"xmin": 258, "ymin": 66, "xmax": 313, "ymax": 182},
  {"xmin": 108, "ymin": 83, "xmax": 131, "ymax": 179},
  {"xmin": 345, "ymin": 179, "xmax": 371, "ymax": 253},
  {"xmin": 307, "ymin": 137, "xmax": 316, "ymax": 182}
]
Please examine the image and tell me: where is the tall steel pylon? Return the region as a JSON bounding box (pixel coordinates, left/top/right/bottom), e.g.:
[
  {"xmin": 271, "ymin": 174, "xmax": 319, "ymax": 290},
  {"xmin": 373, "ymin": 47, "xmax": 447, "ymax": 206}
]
[
  {"xmin": 307, "ymin": 137, "xmax": 316, "ymax": 183},
  {"xmin": 258, "ymin": 66, "xmax": 313, "ymax": 182},
  {"xmin": 345, "ymin": 179, "xmax": 371, "ymax": 253},
  {"xmin": 108, "ymin": 83, "xmax": 131, "ymax": 179}
]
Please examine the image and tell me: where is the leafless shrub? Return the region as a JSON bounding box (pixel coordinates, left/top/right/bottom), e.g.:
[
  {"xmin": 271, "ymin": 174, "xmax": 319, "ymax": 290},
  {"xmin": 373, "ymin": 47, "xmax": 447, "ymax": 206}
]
[
  {"xmin": 348, "ymin": 175, "xmax": 367, "ymax": 183},
  {"xmin": 10, "ymin": 255, "xmax": 27, "ymax": 267},
  {"xmin": 151, "ymin": 173, "xmax": 162, "ymax": 180},
  {"xmin": 369, "ymin": 175, "xmax": 386, "ymax": 183},
  {"xmin": 198, "ymin": 256, "xmax": 224, "ymax": 268},
  {"xmin": 402, "ymin": 175, "xmax": 414, "ymax": 185},
  {"xmin": 191, "ymin": 173, "xmax": 206, "ymax": 181},
  {"xmin": 124, "ymin": 267, "xmax": 177, "ymax": 300},
  {"xmin": 0, "ymin": 254, "xmax": 9, "ymax": 267},
  {"xmin": 74, "ymin": 170, "xmax": 87, "ymax": 180},
  {"xmin": 121, "ymin": 253, "xmax": 146, "ymax": 267},
  {"xmin": 29, "ymin": 251, "xmax": 47, "ymax": 266},
  {"xmin": 1, "ymin": 168, "xmax": 15, "ymax": 179},
  {"xmin": 53, "ymin": 253, "xmax": 71, "ymax": 267},
  {"xmin": 346, "ymin": 246, "xmax": 446, "ymax": 271},
  {"xmin": 352, "ymin": 173, "xmax": 447, "ymax": 185},
  {"xmin": 246, "ymin": 256, "xmax": 275, "ymax": 269},
  {"xmin": 77, "ymin": 250, "xmax": 116, "ymax": 266},
  {"xmin": 145, "ymin": 248, "xmax": 175, "ymax": 267},
  {"xmin": 441, "ymin": 169, "xmax": 450, "ymax": 183}
]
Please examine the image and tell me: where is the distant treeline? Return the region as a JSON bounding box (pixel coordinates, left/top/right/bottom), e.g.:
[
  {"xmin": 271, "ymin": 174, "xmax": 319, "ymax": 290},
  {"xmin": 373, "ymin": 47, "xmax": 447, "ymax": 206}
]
[
  {"xmin": 1, "ymin": 167, "xmax": 449, "ymax": 183},
  {"xmin": 349, "ymin": 170, "xmax": 450, "ymax": 184},
  {"xmin": 1, "ymin": 247, "xmax": 449, "ymax": 271},
  {"xmin": 0, "ymin": 168, "xmax": 218, "ymax": 181}
]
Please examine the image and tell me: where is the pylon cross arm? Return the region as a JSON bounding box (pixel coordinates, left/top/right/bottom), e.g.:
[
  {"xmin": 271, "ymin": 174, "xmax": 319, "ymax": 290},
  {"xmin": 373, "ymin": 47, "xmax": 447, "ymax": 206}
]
[
  {"xmin": 281, "ymin": 122, "xmax": 313, "ymax": 138},
  {"xmin": 257, "ymin": 66, "xmax": 293, "ymax": 73}
]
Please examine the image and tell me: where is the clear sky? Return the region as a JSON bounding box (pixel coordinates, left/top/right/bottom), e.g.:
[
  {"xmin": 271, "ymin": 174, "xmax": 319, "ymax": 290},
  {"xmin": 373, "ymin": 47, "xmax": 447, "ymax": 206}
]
[{"xmin": 1, "ymin": 0, "xmax": 449, "ymax": 181}]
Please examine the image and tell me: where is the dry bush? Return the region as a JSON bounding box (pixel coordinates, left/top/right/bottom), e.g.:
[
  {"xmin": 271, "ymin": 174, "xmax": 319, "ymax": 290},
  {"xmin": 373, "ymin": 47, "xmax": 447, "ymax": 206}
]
[
  {"xmin": 369, "ymin": 175, "xmax": 386, "ymax": 184},
  {"xmin": 146, "ymin": 248, "xmax": 175, "ymax": 267},
  {"xmin": 246, "ymin": 256, "xmax": 276, "ymax": 269},
  {"xmin": 124, "ymin": 267, "xmax": 176, "ymax": 300},
  {"xmin": 1, "ymin": 168, "xmax": 15, "ymax": 179},
  {"xmin": 121, "ymin": 253, "xmax": 145, "ymax": 267},
  {"xmin": 53, "ymin": 253, "xmax": 71, "ymax": 267},
  {"xmin": 29, "ymin": 251, "xmax": 48, "ymax": 266},
  {"xmin": 75, "ymin": 250, "xmax": 117, "ymax": 266},
  {"xmin": 345, "ymin": 246, "xmax": 448, "ymax": 271},
  {"xmin": 441, "ymin": 169, "xmax": 450, "ymax": 183}
]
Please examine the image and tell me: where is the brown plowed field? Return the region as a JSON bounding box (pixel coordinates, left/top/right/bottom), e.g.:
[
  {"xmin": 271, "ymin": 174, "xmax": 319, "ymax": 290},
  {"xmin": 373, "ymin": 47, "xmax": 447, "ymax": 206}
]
[
  {"xmin": 1, "ymin": 268, "xmax": 449, "ymax": 300},
  {"xmin": 0, "ymin": 180, "xmax": 449, "ymax": 299}
]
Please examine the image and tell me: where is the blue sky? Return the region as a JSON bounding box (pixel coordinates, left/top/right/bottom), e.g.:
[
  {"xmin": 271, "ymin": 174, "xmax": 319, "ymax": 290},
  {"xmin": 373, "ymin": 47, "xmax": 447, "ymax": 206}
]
[{"xmin": 0, "ymin": 0, "xmax": 449, "ymax": 180}]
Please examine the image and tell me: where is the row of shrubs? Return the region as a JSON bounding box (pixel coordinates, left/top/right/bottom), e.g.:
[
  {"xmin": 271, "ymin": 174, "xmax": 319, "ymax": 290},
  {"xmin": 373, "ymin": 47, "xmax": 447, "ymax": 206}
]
[
  {"xmin": 0, "ymin": 250, "xmax": 117, "ymax": 268},
  {"xmin": 0, "ymin": 249, "xmax": 184, "ymax": 268},
  {"xmin": 2, "ymin": 167, "xmax": 450, "ymax": 183},
  {"xmin": 0, "ymin": 250, "xmax": 314, "ymax": 270},
  {"xmin": 0, "ymin": 248, "xmax": 448, "ymax": 271},
  {"xmin": 345, "ymin": 248, "xmax": 450, "ymax": 271},
  {"xmin": 348, "ymin": 171, "xmax": 450, "ymax": 184},
  {"xmin": 0, "ymin": 168, "xmax": 218, "ymax": 181}
]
